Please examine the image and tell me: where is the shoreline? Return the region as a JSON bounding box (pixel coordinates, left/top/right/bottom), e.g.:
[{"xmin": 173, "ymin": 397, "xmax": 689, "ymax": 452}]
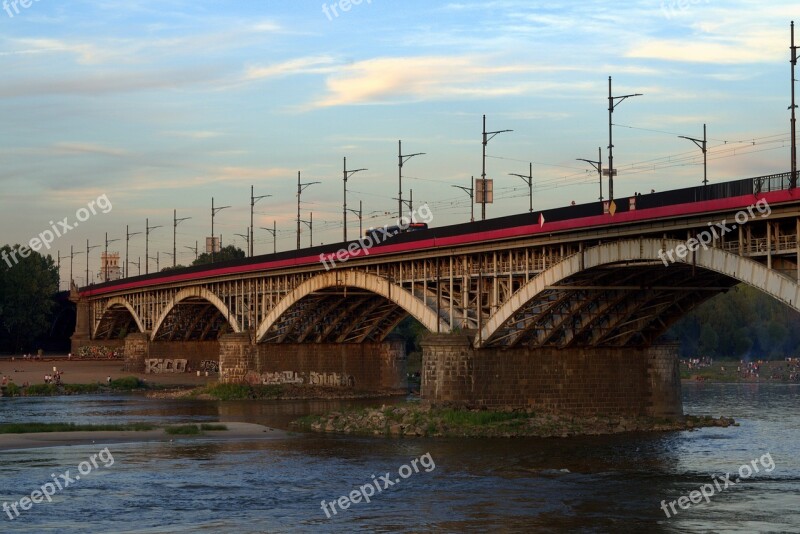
[{"xmin": 0, "ymin": 422, "xmax": 286, "ymax": 451}]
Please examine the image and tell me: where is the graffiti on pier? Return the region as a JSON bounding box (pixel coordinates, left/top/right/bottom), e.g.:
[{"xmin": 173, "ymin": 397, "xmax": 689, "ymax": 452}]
[
  {"xmin": 200, "ymin": 360, "xmax": 220, "ymax": 373},
  {"xmin": 257, "ymin": 370, "xmax": 355, "ymax": 387},
  {"xmin": 145, "ymin": 359, "xmax": 187, "ymax": 374}
]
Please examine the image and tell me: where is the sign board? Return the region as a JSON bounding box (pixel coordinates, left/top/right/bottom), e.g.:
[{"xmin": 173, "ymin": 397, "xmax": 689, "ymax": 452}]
[
  {"xmin": 205, "ymin": 237, "xmax": 221, "ymax": 254},
  {"xmin": 602, "ymin": 169, "xmax": 618, "ymax": 176},
  {"xmin": 475, "ymin": 179, "xmax": 494, "ymax": 204}
]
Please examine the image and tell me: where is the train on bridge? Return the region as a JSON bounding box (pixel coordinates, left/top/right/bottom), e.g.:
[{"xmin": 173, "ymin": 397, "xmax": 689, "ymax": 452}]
[{"xmin": 81, "ymin": 171, "xmax": 797, "ymax": 297}]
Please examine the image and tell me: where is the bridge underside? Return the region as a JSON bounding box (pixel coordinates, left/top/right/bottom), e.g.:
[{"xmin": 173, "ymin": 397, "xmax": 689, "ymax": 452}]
[
  {"xmin": 93, "ymin": 305, "xmax": 140, "ymax": 341},
  {"xmin": 260, "ymin": 289, "xmax": 408, "ymax": 344},
  {"xmin": 152, "ymin": 299, "xmax": 233, "ymax": 342},
  {"xmin": 483, "ymin": 262, "xmax": 738, "ymax": 349}
]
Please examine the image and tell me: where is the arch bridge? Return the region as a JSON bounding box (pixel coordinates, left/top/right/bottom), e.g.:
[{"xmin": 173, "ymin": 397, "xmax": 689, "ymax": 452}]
[{"xmin": 72, "ymin": 173, "xmax": 800, "ymax": 417}]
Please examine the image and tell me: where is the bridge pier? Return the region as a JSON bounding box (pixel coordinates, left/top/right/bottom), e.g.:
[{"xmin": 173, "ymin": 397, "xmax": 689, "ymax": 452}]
[
  {"xmin": 421, "ymin": 333, "xmax": 682, "ymax": 419},
  {"xmin": 219, "ymin": 335, "xmax": 407, "ymax": 391}
]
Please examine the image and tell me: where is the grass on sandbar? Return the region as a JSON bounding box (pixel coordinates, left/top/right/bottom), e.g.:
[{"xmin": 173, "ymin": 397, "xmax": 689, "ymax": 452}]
[
  {"xmin": 192, "ymin": 383, "xmax": 283, "ymax": 401},
  {"xmin": 164, "ymin": 423, "xmax": 228, "ymax": 435},
  {"xmin": 0, "ymin": 422, "xmax": 156, "ymax": 434}
]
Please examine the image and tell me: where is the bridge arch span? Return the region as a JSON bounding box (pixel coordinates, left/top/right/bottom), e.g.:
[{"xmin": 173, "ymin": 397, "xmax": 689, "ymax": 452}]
[
  {"xmin": 151, "ymin": 287, "xmax": 241, "ymax": 341},
  {"xmin": 92, "ymin": 297, "xmax": 145, "ymax": 339},
  {"xmin": 478, "ymin": 238, "xmax": 800, "ymax": 349},
  {"xmin": 256, "ymin": 270, "xmax": 449, "ymax": 343}
]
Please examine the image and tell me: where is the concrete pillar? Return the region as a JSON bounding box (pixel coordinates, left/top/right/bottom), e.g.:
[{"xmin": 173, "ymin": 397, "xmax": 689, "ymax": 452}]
[
  {"xmin": 645, "ymin": 343, "xmax": 684, "ymax": 419},
  {"xmin": 123, "ymin": 332, "xmax": 150, "ymax": 372},
  {"xmin": 69, "ymin": 296, "xmax": 92, "ymax": 353},
  {"xmin": 379, "ymin": 336, "xmax": 408, "ymax": 391},
  {"xmin": 421, "ymin": 333, "xmax": 474, "ymax": 405},
  {"xmin": 219, "ymin": 332, "xmax": 254, "ymax": 383}
]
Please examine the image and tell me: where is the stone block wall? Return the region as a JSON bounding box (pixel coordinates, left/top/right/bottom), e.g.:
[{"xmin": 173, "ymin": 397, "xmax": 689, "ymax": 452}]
[{"xmin": 421, "ymin": 333, "xmax": 683, "ymax": 418}]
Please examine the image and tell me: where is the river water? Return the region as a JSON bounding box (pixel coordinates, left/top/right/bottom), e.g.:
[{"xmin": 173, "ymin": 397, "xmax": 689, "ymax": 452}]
[{"xmin": 0, "ymin": 383, "xmax": 798, "ymax": 533}]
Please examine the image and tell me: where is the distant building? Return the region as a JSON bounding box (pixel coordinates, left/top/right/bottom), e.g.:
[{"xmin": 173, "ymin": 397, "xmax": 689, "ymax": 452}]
[{"xmin": 98, "ymin": 252, "xmax": 121, "ymax": 282}]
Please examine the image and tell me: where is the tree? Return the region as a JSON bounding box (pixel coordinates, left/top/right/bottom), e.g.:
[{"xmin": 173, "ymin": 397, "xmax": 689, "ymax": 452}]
[
  {"xmin": 0, "ymin": 244, "xmax": 59, "ymax": 352},
  {"xmin": 192, "ymin": 245, "xmax": 245, "ymax": 266}
]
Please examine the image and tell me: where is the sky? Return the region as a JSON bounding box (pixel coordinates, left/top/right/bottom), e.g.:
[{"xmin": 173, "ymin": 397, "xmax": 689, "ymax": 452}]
[{"xmin": 1, "ymin": 0, "xmax": 799, "ymax": 287}]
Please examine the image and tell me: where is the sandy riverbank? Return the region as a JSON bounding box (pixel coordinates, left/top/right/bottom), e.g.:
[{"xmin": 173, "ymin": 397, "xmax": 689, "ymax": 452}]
[
  {"xmin": 0, "ymin": 358, "xmax": 216, "ymax": 387},
  {"xmin": 0, "ymin": 422, "xmax": 286, "ymax": 451}
]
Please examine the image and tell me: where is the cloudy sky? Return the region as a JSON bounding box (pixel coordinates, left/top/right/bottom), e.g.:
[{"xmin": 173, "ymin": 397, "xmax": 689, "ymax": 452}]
[{"xmin": 1, "ymin": 0, "xmax": 798, "ymax": 286}]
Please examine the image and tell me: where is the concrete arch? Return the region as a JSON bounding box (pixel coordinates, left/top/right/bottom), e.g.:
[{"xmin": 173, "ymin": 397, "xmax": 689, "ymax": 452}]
[
  {"xmin": 256, "ymin": 270, "xmax": 449, "ymax": 342},
  {"xmin": 93, "ymin": 297, "xmax": 145, "ymax": 338},
  {"xmin": 478, "ymin": 238, "xmax": 800, "ymax": 347},
  {"xmin": 151, "ymin": 286, "xmax": 241, "ymax": 341}
]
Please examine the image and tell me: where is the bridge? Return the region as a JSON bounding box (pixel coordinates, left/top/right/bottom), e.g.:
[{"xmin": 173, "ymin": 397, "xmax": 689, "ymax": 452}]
[{"xmin": 71, "ymin": 172, "xmax": 800, "ymax": 418}]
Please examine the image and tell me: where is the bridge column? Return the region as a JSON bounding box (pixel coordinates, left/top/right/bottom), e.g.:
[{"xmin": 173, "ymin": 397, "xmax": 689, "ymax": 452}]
[
  {"xmin": 123, "ymin": 332, "xmax": 151, "ymax": 372},
  {"xmin": 421, "ymin": 333, "xmax": 683, "ymax": 419},
  {"xmin": 69, "ymin": 294, "xmax": 92, "ymax": 354},
  {"xmin": 219, "ymin": 332, "xmax": 255, "ymax": 383}
]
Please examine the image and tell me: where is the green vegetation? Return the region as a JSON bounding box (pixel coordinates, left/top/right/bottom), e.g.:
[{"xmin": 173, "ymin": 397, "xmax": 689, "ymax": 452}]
[
  {"xmin": 192, "ymin": 245, "xmax": 246, "ymax": 266},
  {"xmin": 24, "ymin": 384, "xmax": 59, "ymax": 396},
  {"xmin": 667, "ymin": 285, "xmax": 800, "ymax": 359},
  {"xmin": 165, "ymin": 423, "xmax": 228, "ymax": 435},
  {"xmin": 193, "ymin": 383, "xmax": 283, "ymax": 400},
  {"xmin": 108, "ymin": 376, "xmax": 144, "ymax": 390},
  {"xmin": 0, "ymin": 422, "xmax": 155, "ymax": 434},
  {"xmin": 4, "ymin": 382, "xmax": 21, "ymax": 396},
  {"xmin": 63, "ymin": 383, "xmax": 102, "ymax": 394},
  {"xmin": 165, "ymin": 424, "xmax": 202, "ymax": 435},
  {"xmin": 0, "ymin": 244, "xmax": 59, "ymax": 352}
]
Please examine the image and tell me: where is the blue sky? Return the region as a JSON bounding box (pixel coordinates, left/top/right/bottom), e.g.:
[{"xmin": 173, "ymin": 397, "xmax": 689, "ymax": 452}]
[{"xmin": 1, "ymin": 0, "xmax": 798, "ymax": 285}]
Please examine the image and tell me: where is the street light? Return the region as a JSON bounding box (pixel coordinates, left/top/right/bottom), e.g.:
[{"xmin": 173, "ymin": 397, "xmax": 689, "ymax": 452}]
[
  {"xmin": 791, "ymin": 21, "xmax": 798, "ymax": 188},
  {"xmin": 250, "ymin": 186, "xmax": 271, "ymax": 257},
  {"xmin": 125, "ymin": 225, "xmax": 142, "ymax": 278},
  {"xmin": 235, "ymin": 229, "xmax": 250, "ymax": 253},
  {"xmin": 481, "ymin": 114, "xmax": 513, "ymax": 220},
  {"xmin": 509, "ymin": 162, "xmax": 534, "ymax": 213},
  {"xmin": 343, "ymin": 157, "xmax": 367, "ymax": 242},
  {"xmin": 211, "ymin": 197, "xmax": 230, "ymax": 263},
  {"xmin": 103, "ymin": 232, "xmax": 120, "ymax": 282},
  {"xmin": 173, "ymin": 209, "xmax": 191, "ymax": 267},
  {"xmin": 452, "ymin": 177, "xmax": 475, "ymax": 222},
  {"xmin": 300, "ymin": 213, "xmax": 313, "ymax": 248},
  {"xmin": 145, "ymin": 218, "xmax": 162, "ymax": 274},
  {"xmin": 607, "ymin": 76, "xmax": 643, "ymax": 201},
  {"xmin": 69, "ymin": 245, "xmax": 83, "ymax": 288},
  {"xmin": 185, "ymin": 242, "xmax": 198, "ymax": 262},
  {"xmin": 678, "ymin": 124, "xmax": 708, "ymax": 187},
  {"xmin": 86, "ymin": 240, "xmax": 100, "ymax": 287},
  {"xmin": 260, "ymin": 221, "xmax": 277, "ymax": 255},
  {"xmin": 346, "ymin": 200, "xmax": 363, "ymax": 236},
  {"xmin": 398, "ymin": 140, "xmax": 425, "ymax": 220},
  {"xmin": 297, "ymin": 171, "xmax": 320, "ymax": 250},
  {"xmin": 129, "ymin": 257, "xmax": 141, "ymax": 277},
  {"xmin": 577, "ymin": 147, "xmax": 604, "ymax": 201}
]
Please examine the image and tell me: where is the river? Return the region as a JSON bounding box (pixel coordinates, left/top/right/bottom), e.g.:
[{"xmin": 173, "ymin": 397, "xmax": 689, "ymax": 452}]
[{"xmin": 0, "ymin": 382, "xmax": 798, "ymax": 533}]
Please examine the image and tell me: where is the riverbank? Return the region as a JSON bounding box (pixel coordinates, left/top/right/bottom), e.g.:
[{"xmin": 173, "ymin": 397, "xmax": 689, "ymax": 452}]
[
  {"xmin": 0, "ymin": 422, "xmax": 285, "ymax": 451},
  {"xmin": 680, "ymin": 359, "xmax": 800, "ymax": 382},
  {"xmin": 293, "ymin": 403, "xmax": 737, "ymax": 438}
]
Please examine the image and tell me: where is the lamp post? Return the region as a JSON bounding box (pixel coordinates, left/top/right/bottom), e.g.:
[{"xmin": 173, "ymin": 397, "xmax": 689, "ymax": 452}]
[
  {"xmin": 297, "ymin": 171, "xmax": 320, "ymax": 250},
  {"xmin": 185, "ymin": 242, "xmax": 198, "ymax": 262},
  {"xmin": 791, "ymin": 21, "xmax": 798, "ymax": 188},
  {"xmin": 301, "ymin": 213, "xmax": 313, "ymax": 247},
  {"xmin": 452, "ymin": 177, "xmax": 475, "ymax": 222},
  {"xmin": 398, "ymin": 140, "xmax": 425, "ymax": 220},
  {"xmin": 607, "ymin": 76, "xmax": 643, "ymax": 201},
  {"xmin": 211, "ymin": 197, "xmax": 230, "ymax": 263},
  {"xmin": 250, "ymin": 186, "xmax": 271, "ymax": 257},
  {"xmin": 577, "ymin": 147, "xmax": 604, "ymax": 201},
  {"xmin": 125, "ymin": 225, "xmax": 142, "ymax": 278},
  {"xmin": 235, "ymin": 229, "xmax": 250, "ymax": 253},
  {"xmin": 86, "ymin": 240, "xmax": 99, "ymax": 287},
  {"xmin": 145, "ymin": 218, "xmax": 162, "ymax": 274},
  {"xmin": 173, "ymin": 210, "xmax": 191, "ymax": 267},
  {"xmin": 346, "ymin": 200, "xmax": 363, "ymax": 236},
  {"xmin": 509, "ymin": 162, "xmax": 534, "ymax": 213},
  {"xmin": 678, "ymin": 124, "xmax": 708, "ymax": 187},
  {"xmin": 103, "ymin": 232, "xmax": 120, "ymax": 282},
  {"xmin": 343, "ymin": 157, "xmax": 367, "ymax": 242},
  {"xmin": 261, "ymin": 221, "xmax": 277, "ymax": 255},
  {"xmin": 69, "ymin": 245, "xmax": 83, "ymax": 288},
  {"xmin": 481, "ymin": 114, "xmax": 513, "ymax": 220}
]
